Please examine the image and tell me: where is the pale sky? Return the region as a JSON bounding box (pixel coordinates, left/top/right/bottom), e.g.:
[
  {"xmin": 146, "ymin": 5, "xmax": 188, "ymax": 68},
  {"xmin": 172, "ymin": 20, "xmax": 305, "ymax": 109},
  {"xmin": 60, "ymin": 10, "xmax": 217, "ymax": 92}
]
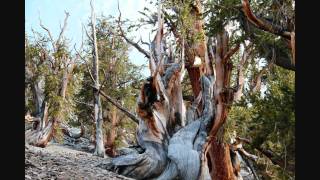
[{"xmin": 25, "ymin": 0, "xmax": 155, "ymax": 77}]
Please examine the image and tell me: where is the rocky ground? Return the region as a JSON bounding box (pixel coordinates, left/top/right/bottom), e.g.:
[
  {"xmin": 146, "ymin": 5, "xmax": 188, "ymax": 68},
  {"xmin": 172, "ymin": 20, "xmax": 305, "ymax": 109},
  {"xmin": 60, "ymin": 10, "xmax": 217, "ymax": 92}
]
[{"xmin": 25, "ymin": 142, "xmax": 134, "ymax": 180}]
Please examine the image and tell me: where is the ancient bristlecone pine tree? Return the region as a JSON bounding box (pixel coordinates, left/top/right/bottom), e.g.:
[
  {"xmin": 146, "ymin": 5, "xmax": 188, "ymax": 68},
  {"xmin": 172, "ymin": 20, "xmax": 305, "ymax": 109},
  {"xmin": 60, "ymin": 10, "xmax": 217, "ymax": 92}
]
[{"xmin": 100, "ymin": 0, "xmax": 265, "ymax": 179}]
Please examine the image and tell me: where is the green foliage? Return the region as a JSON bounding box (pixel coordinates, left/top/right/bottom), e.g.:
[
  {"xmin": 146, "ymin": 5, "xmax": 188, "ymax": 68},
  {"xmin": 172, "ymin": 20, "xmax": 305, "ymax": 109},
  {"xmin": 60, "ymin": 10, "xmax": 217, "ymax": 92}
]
[
  {"xmin": 25, "ymin": 22, "xmax": 83, "ymax": 141},
  {"xmin": 75, "ymin": 15, "xmax": 143, "ymax": 147},
  {"xmin": 228, "ymin": 66, "xmax": 295, "ymax": 179}
]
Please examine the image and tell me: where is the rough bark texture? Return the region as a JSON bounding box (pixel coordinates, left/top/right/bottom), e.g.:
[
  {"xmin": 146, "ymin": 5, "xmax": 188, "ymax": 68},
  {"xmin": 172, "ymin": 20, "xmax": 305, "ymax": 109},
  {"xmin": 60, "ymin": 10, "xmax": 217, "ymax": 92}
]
[
  {"xmin": 234, "ymin": 44, "xmax": 252, "ymax": 101},
  {"xmin": 100, "ymin": 1, "xmax": 262, "ymax": 179},
  {"xmin": 209, "ymin": 140, "xmax": 235, "ymax": 180},
  {"xmin": 206, "ymin": 30, "xmax": 240, "ymax": 180},
  {"xmin": 101, "ymin": 3, "xmax": 215, "ymax": 178},
  {"xmin": 105, "ymin": 106, "xmax": 118, "ymax": 157}
]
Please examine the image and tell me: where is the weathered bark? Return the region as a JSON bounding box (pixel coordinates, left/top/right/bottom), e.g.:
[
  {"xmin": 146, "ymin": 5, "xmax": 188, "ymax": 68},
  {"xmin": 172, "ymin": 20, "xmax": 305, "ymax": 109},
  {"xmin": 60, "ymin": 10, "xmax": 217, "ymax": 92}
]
[
  {"xmin": 103, "ymin": 1, "xmax": 260, "ymax": 179},
  {"xmin": 105, "ymin": 106, "xmax": 118, "ymax": 157},
  {"xmin": 255, "ymin": 147, "xmax": 295, "ymax": 173},
  {"xmin": 205, "ymin": 30, "xmax": 241, "ymax": 180},
  {"xmin": 209, "ymin": 140, "xmax": 236, "ymax": 180},
  {"xmin": 102, "ymin": 2, "xmax": 216, "ymax": 178},
  {"xmin": 184, "ymin": 0, "xmax": 209, "ymax": 97},
  {"xmin": 31, "ymin": 79, "xmax": 45, "ymax": 117},
  {"xmin": 60, "ymin": 63, "xmax": 75, "ymax": 99},
  {"xmin": 90, "ymin": 0, "xmax": 105, "ymax": 157},
  {"xmin": 25, "ymin": 120, "xmax": 55, "ymax": 148},
  {"xmin": 104, "ymin": 73, "xmax": 214, "ymax": 179},
  {"xmin": 97, "ymin": 89, "xmax": 139, "ymax": 124},
  {"xmin": 25, "ymin": 101, "xmax": 54, "ymax": 147}
]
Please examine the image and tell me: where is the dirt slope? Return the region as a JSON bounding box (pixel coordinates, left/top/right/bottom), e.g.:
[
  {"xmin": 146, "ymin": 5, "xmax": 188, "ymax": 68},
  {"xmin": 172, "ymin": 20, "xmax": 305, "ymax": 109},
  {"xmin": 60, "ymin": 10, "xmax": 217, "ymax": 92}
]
[{"xmin": 25, "ymin": 143, "xmax": 134, "ymax": 180}]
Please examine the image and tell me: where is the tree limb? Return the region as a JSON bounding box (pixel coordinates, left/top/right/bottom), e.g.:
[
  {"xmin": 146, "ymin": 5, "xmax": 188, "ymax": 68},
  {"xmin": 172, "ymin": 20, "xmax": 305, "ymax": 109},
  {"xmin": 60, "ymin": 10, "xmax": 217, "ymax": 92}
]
[
  {"xmin": 117, "ymin": 2, "xmax": 150, "ymax": 59},
  {"xmin": 74, "ymin": 99, "xmax": 94, "ymax": 107},
  {"xmin": 256, "ymin": 147, "xmax": 295, "ymax": 173},
  {"xmin": 39, "ymin": 17, "xmax": 56, "ymax": 52},
  {"xmin": 56, "ymin": 11, "xmax": 70, "ymax": 47},
  {"xmin": 241, "ymin": 0, "xmax": 291, "ymax": 40},
  {"xmin": 92, "ymin": 85, "xmax": 140, "ymax": 124},
  {"xmin": 223, "ymin": 43, "xmax": 240, "ymax": 63},
  {"xmin": 74, "ymin": 46, "xmax": 96, "ymax": 84}
]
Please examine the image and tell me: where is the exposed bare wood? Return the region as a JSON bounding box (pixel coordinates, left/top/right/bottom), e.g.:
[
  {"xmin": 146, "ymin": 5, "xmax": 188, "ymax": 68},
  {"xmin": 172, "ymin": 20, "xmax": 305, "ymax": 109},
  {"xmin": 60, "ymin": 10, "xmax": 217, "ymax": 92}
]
[
  {"xmin": 25, "ymin": 120, "xmax": 55, "ymax": 148},
  {"xmin": 39, "ymin": 17, "xmax": 56, "ymax": 51},
  {"xmin": 90, "ymin": 0, "xmax": 105, "ymax": 157},
  {"xmin": 210, "ymin": 30, "xmax": 235, "ymax": 137},
  {"xmin": 234, "ymin": 44, "xmax": 252, "ymax": 101},
  {"xmin": 236, "ymin": 136, "xmax": 295, "ymax": 173},
  {"xmin": 56, "ymin": 11, "xmax": 70, "ymax": 47}
]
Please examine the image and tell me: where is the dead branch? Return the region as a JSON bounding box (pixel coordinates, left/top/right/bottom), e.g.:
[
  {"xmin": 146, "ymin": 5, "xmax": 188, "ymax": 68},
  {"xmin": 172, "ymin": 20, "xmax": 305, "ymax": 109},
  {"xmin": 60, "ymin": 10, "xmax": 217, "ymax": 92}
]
[
  {"xmin": 56, "ymin": 11, "xmax": 70, "ymax": 47},
  {"xmin": 93, "ymin": 85, "xmax": 140, "ymax": 124},
  {"xmin": 83, "ymin": 23, "xmax": 94, "ymax": 42},
  {"xmin": 251, "ymin": 62, "xmax": 273, "ymax": 93},
  {"xmin": 74, "ymin": 46, "xmax": 96, "ymax": 84},
  {"xmin": 39, "ymin": 17, "xmax": 56, "ymax": 51},
  {"xmin": 117, "ymin": 2, "xmax": 150, "ymax": 59},
  {"xmin": 236, "ymin": 136, "xmax": 295, "ymax": 173}
]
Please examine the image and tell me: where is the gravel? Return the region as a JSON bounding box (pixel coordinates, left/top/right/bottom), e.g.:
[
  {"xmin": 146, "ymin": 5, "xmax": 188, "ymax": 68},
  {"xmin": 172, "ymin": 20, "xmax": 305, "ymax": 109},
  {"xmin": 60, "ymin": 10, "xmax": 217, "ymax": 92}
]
[{"xmin": 25, "ymin": 143, "xmax": 134, "ymax": 180}]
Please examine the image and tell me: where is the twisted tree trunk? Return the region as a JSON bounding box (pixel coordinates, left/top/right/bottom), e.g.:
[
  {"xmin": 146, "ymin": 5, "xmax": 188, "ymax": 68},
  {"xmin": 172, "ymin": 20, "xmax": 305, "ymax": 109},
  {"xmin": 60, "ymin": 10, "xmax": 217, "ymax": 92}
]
[
  {"xmin": 103, "ymin": 1, "xmax": 262, "ymax": 179},
  {"xmin": 102, "ymin": 3, "xmax": 214, "ymax": 179}
]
